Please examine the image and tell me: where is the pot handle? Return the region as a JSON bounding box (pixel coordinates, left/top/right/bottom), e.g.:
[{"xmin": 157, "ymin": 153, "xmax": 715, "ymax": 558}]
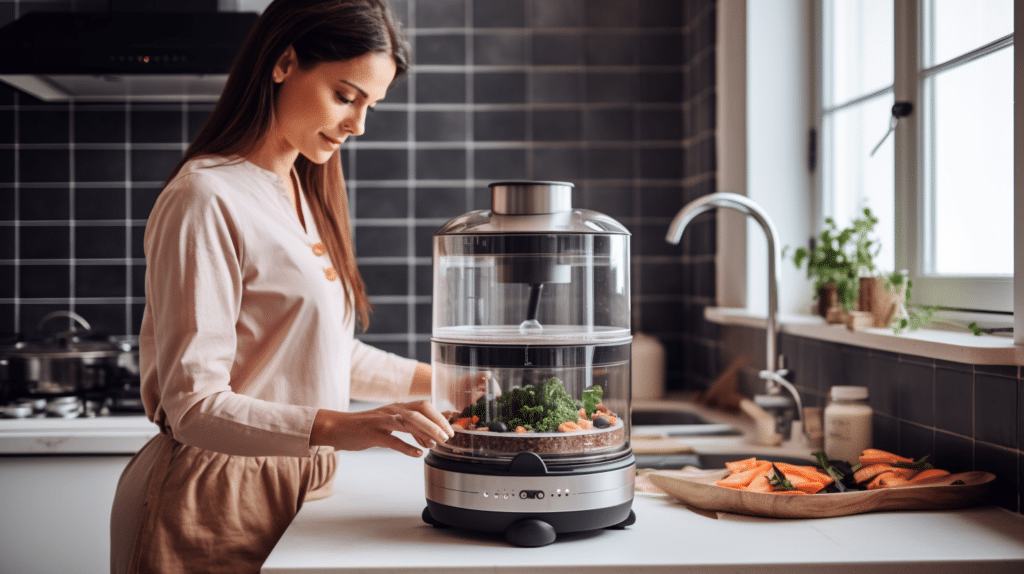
[{"xmin": 37, "ymin": 310, "xmax": 92, "ymax": 334}]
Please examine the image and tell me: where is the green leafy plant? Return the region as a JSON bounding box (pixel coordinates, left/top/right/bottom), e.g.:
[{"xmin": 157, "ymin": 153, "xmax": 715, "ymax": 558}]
[
  {"xmin": 785, "ymin": 208, "xmax": 880, "ymax": 311},
  {"xmin": 885, "ymin": 272, "xmax": 984, "ymax": 336},
  {"xmin": 462, "ymin": 377, "xmax": 594, "ymax": 432}
]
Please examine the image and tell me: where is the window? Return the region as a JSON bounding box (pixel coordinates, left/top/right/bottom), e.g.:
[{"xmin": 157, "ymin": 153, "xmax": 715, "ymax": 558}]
[{"xmin": 817, "ymin": 0, "xmax": 1013, "ymax": 313}]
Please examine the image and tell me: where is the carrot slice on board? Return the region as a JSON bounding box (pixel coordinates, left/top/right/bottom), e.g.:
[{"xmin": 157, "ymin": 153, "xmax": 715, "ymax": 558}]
[
  {"xmin": 784, "ymin": 474, "xmax": 828, "ymax": 494},
  {"xmin": 858, "ymin": 448, "xmax": 914, "ymax": 465},
  {"xmin": 909, "ymin": 469, "xmax": 952, "ymax": 484},
  {"xmin": 716, "ymin": 462, "xmax": 773, "ymax": 489},
  {"xmin": 774, "ymin": 463, "xmax": 835, "ymax": 486},
  {"xmin": 745, "ymin": 474, "xmax": 773, "ymax": 493},
  {"xmin": 868, "ymin": 473, "xmax": 914, "ymax": 489},
  {"xmin": 853, "ymin": 463, "xmax": 900, "ymax": 484},
  {"xmin": 725, "ymin": 458, "xmax": 760, "ymax": 473}
]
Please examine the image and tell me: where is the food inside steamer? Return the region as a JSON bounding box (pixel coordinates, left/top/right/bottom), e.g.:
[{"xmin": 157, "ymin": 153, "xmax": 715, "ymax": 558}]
[{"xmin": 440, "ymin": 376, "xmax": 624, "ymax": 454}]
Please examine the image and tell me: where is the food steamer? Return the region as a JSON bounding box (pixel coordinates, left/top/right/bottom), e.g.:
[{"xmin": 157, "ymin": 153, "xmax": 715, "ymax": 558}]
[{"xmin": 422, "ymin": 181, "xmax": 636, "ymax": 547}]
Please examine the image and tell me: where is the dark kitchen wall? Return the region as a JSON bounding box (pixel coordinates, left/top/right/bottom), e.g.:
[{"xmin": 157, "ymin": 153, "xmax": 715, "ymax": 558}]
[{"xmin": 0, "ymin": 0, "xmax": 719, "ymax": 393}]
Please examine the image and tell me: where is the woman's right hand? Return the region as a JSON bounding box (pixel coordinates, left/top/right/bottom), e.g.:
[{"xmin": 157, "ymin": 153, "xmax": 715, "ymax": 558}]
[{"xmin": 310, "ymin": 401, "xmax": 454, "ymax": 458}]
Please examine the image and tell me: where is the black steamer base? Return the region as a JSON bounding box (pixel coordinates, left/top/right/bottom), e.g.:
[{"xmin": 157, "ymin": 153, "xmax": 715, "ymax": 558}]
[{"xmin": 422, "ymin": 451, "xmax": 637, "ymax": 547}]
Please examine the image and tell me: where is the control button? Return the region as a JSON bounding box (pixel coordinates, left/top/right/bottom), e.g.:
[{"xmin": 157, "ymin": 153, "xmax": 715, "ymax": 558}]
[
  {"xmin": 324, "ymin": 267, "xmax": 338, "ymax": 281},
  {"xmin": 312, "ymin": 242, "xmax": 327, "ymax": 257}
]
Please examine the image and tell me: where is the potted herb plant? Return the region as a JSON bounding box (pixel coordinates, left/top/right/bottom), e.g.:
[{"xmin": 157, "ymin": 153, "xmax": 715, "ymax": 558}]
[{"xmin": 785, "ymin": 208, "xmax": 880, "ymax": 324}]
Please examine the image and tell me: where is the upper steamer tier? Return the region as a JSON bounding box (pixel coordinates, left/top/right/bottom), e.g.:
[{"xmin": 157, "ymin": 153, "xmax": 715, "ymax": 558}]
[{"xmin": 432, "ymin": 181, "xmax": 631, "ymax": 346}]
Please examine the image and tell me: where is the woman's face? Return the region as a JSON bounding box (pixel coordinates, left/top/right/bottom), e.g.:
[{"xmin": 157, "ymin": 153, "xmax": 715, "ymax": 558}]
[{"xmin": 271, "ymin": 49, "xmax": 396, "ymax": 164}]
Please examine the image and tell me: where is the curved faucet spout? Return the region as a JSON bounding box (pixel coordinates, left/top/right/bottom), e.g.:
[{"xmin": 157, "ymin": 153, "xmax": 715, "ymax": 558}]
[{"xmin": 665, "ymin": 192, "xmax": 783, "ymax": 383}]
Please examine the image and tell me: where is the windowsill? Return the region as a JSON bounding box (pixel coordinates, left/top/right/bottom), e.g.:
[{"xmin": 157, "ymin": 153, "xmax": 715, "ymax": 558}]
[{"xmin": 705, "ymin": 307, "xmax": 1022, "ymax": 366}]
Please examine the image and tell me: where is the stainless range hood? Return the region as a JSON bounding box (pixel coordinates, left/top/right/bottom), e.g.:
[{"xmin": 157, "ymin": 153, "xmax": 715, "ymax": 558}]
[{"xmin": 0, "ymin": 2, "xmax": 258, "ymax": 102}]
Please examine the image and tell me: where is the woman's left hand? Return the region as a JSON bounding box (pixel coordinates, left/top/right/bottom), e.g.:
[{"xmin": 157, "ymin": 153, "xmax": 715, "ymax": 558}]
[{"xmin": 310, "ymin": 401, "xmax": 455, "ymax": 457}]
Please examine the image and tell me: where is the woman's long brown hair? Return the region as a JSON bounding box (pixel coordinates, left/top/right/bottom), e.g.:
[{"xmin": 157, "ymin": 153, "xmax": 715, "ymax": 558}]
[{"xmin": 164, "ymin": 0, "xmax": 410, "ymax": 331}]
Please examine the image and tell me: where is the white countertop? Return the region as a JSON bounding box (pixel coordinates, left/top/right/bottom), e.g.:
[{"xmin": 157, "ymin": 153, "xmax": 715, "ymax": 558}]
[
  {"xmin": 0, "ymin": 414, "xmax": 158, "ymax": 454},
  {"xmin": 263, "ymin": 446, "xmax": 1024, "ymax": 574}
]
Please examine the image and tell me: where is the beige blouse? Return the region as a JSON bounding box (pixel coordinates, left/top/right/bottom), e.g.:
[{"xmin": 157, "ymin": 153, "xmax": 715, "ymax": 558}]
[{"xmin": 138, "ymin": 156, "xmax": 417, "ymax": 458}]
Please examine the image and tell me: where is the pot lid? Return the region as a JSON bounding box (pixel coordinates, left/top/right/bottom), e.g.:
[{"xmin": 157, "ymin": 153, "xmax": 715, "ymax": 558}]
[{"xmin": 0, "ymin": 339, "xmax": 122, "ymax": 360}]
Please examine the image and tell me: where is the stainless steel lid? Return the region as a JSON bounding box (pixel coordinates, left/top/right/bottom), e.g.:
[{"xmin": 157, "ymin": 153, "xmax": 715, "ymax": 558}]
[
  {"xmin": 490, "ymin": 181, "xmax": 573, "ymax": 215},
  {"xmin": 435, "ymin": 180, "xmax": 629, "ymax": 236}
]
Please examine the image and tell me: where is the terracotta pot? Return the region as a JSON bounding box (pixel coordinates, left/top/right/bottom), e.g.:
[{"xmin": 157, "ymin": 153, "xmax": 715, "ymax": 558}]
[{"xmin": 857, "ymin": 276, "xmax": 904, "ymax": 328}]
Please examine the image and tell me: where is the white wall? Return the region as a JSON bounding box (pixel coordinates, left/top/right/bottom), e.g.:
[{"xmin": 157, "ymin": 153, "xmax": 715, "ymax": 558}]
[
  {"xmin": 717, "ymin": 0, "xmax": 815, "ymax": 317},
  {"xmin": 716, "ymin": 0, "xmax": 749, "ymax": 309},
  {"xmin": 746, "ymin": 0, "xmax": 815, "ymax": 317}
]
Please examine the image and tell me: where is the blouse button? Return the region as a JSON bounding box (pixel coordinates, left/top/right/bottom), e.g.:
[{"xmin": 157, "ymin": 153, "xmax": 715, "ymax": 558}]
[
  {"xmin": 324, "ymin": 267, "xmax": 338, "ymax": 281},
  {"xmin": 311, "ymin": 242, "xmax": 327, "ymax": 257}
]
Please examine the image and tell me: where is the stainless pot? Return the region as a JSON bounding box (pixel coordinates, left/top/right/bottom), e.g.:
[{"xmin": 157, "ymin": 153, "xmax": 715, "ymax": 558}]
[{"xmin": 0, "ymin": 311, "xmax": 123, "ymax": 396}]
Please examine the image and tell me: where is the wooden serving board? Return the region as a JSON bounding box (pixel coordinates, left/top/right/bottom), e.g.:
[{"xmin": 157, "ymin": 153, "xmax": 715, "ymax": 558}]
[{"xmin": 648, "ymin": 470, "xmax": 995, "ymax": 519}]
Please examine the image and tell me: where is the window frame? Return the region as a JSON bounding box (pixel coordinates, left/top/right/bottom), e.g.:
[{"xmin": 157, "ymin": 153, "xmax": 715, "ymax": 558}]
[{"xmin": 813, "ymin": 0, "xmax": 1015, "ymax": 317}]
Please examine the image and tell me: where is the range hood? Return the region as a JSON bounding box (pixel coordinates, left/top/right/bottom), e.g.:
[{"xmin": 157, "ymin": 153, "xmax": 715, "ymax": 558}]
[{"xmin": 0, "ymin": 4, "xmax": 258, "ymax": 102}]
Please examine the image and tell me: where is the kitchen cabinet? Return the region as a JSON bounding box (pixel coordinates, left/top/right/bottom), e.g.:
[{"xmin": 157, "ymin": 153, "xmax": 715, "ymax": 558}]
[
  {"xmin": 0, "ymin": 455, "xmax": 132, "ymax": 574},
  {"xmin": 0, "ymin": 415, "xmax": 156, "ymax": 574}
]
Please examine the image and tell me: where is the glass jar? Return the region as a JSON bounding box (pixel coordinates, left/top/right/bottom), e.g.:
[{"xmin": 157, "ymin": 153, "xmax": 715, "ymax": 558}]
[{"xmin": 823, "ymin": 385, "xmax": 873, "ymax": 462}]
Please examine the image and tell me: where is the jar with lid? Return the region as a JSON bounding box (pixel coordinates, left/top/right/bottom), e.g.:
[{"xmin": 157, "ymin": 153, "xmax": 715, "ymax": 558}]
[{"xmin": 823, "ymin": 385, "xmax": 872, "ymax": 462}]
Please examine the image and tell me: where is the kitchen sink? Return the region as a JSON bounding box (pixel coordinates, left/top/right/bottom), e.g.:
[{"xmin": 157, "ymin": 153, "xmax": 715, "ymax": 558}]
[
  {"xmin": 634, "ymin": 452, "xmax": 815, "ymax": 470},
  {"xmin": 631, "ymin": 408, "xmax": 741, "ymax": 437}
]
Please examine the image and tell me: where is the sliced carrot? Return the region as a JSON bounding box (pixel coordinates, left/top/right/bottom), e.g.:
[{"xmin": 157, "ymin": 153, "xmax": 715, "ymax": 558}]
[
  {"xmin": 607, "ymin": 415, "xmax": 617, "ymax": 426},
  {"xmin": 774, "ymin": 463, "xmax": 835, "ymax": 486},
  {"xmin": 452, "ymin": 417, "xmax": 472, "ymax": 429},
  {"xmin": 579, "ymin": 408, "xmax": 588, "ymax": 419},
  {"xmin": 514, "ymin": 426, "xmax": 527, "ymax": 433},
  {"xmin": 909, "ymin": 469, "xmax": 952, "ymax": 484},
  {"xmin": 868, "ymin": 473, "xmax": 913, "ymax": 489},
  {"xmin": 725, "ymin": 457, "xmax": 760, "ymax": 473},
  {"xmin": 858, "ymin": 448, "xmax": 914, "ymax": 465},
  {"xmin": 557, "ymin": 421, "xmax": 580, "ymax": 432},
  {"xmin": 790, "ymin": 478, "xmax": 828, "ymax": 494},
  {"xmin": 716, "ymin": 462, "xmax": 773, "ymax": 489},
  {"xmin": 471, "ymin": 415, "xmax": 479, "ymax": 424},
  {"xmin": 745, "ymin": 474, "xmax": 773, "ymax": 493},
  {"xmin": 853, "ymin": 463, "xmax": 897, "ymax": 484},
  {"xmin": 576, "ymin": 418, "xmax": 594, "ymax": 430}
]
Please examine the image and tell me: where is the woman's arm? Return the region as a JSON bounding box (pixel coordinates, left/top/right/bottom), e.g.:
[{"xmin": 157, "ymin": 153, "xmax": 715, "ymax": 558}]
[
  {"xmin": 309, "ymin": 401, "xmax": 453, "ymax": 457},
  {"xmin": 409, "ymin": 362, "xmax": 432, "ymax": 397}
]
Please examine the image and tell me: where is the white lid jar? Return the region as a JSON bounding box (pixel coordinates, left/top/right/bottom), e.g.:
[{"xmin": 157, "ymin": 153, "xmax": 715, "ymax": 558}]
[{"xmin": 823, "ymin": 385, "xmax": 872, "ymax": 463}]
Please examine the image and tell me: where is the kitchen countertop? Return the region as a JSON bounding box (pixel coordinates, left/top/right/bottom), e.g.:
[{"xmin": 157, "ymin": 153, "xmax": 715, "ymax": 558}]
[
  {"xmin": 0, "ymin": 414, "xmax": 157, "ymax": 454},
  {"xmin": 263, "ymin": 447, "xmax": 1024, "ymax": 574}
]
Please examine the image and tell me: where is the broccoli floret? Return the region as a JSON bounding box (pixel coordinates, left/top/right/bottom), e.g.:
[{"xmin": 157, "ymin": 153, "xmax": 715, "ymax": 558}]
[{"xmin": 462, "ymin": 376, "xmax": 595, "ymax": 432}]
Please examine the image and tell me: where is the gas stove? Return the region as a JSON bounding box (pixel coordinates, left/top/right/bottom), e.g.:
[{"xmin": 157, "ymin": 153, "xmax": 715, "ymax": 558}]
[
  {"xmin": 0, "ymin": 385, "xmax": 155, "ymax": 454},
  {"xmin": 0, "ymin": 383, "xmax": 144, "ymax": 420}
]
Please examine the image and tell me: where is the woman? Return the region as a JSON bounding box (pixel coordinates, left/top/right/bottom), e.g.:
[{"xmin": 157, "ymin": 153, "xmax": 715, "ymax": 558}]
[{"xmin": 110, "ymin": 1, "xmax": 457, "ymax": 572}]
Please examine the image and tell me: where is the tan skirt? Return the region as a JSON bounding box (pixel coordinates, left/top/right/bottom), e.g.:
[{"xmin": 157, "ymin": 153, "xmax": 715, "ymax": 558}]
[{"xmin": 110, "ymin": 433, "xmax": 336, "ymax": 574}]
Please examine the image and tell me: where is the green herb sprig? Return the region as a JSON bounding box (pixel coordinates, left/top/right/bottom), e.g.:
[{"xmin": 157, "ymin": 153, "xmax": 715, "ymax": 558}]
[
  {"xmin": 812, "ymin": 451, "xmax": 847, "ymax": 493},
  {"xmin": 766, "ymin": 463, "xmax": 795, "ymax": 491}
]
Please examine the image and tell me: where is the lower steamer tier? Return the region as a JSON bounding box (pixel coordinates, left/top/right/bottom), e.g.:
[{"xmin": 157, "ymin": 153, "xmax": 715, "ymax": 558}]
[{"xmin": 423, "ymin": 426, "xmax": 636, "ymax": 547}]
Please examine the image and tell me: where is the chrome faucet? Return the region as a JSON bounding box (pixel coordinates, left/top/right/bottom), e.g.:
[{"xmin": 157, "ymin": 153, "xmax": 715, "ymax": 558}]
[{"xmin": 666, "ymin": 192, "xmax": 805, "ymax": 440}]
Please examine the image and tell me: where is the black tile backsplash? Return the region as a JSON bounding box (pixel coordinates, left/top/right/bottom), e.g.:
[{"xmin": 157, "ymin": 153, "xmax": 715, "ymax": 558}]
[
  {"xmin": 20, "ymin": 188, "xmax": 69, "ymax": 220},
  {"xmin": 975, "ymin": 372, "xmax": 1018, "ymax": 448},
  {"xmin": 723, "ymin": 325, "xmax": 1024, "ymax": 514}
]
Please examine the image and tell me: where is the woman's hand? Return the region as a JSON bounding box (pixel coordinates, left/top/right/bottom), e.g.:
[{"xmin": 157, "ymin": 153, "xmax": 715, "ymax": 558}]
[{"xmin": 310, "ymin": 401, "xmax": 454, "ymax": 458}]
